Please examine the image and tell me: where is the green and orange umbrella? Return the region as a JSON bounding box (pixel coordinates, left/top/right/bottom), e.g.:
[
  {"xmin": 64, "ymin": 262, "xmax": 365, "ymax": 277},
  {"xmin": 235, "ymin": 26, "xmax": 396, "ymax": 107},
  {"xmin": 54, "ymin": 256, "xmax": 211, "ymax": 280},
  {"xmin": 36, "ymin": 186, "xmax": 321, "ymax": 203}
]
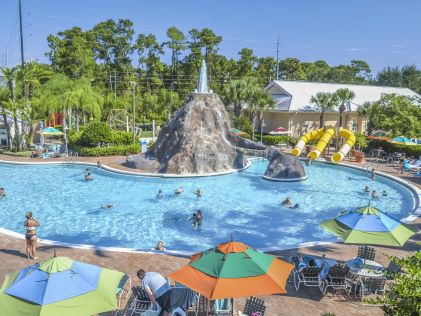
[{"xmin": 169, "ymin": 241, "xmax": 293, "ymax": 300}]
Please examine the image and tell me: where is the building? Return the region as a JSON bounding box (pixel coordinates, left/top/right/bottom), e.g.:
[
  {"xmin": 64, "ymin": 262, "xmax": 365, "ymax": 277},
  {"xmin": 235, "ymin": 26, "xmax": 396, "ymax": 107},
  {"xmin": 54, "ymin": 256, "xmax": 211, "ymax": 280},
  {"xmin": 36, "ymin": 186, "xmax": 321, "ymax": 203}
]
[{"xmin": 263, "ymin": 80, "xmax": 420, "ymax": 136}]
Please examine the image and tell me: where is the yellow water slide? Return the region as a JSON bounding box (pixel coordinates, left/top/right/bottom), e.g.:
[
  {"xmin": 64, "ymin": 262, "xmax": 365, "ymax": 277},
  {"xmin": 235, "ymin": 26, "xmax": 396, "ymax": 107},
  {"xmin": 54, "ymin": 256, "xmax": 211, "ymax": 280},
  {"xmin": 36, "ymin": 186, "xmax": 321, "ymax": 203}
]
[
  {"xmin": 331, "ymin": 128, "xmax": 356, "ymax": 163},
  {"xmin": 291, "ymin": 128, "xmax": 325, "ymax": 156},
  {"xmin": 308, "ymin": 128, "xmax": 335, "ymax": 160}
]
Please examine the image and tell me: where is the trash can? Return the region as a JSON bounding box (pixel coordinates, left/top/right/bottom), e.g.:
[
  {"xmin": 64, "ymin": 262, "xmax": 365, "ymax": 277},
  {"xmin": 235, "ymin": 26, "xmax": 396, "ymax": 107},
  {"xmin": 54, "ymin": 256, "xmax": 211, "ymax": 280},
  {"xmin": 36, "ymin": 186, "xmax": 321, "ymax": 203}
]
[{"xmin": 140, "ymin": 139, "xmax": 148, "ymax": 153}]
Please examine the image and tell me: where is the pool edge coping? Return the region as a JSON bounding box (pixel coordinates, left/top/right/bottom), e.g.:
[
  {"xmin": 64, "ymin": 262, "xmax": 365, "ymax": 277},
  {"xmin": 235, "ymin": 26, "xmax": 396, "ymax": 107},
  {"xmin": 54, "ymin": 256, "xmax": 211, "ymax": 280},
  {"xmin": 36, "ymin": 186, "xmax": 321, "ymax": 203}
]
[{"xmin": 0, "ymin": 158, "xmax": 420, "ymax": 257}]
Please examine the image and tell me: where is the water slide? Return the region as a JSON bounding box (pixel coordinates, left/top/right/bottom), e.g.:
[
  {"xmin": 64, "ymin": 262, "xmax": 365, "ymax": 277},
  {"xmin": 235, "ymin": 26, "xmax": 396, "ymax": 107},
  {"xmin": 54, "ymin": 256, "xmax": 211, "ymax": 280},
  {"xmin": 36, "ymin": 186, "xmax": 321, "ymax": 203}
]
[
  {"xmin": 331, "ymin": 128, "xmax": 356, "ymax": 163},
  {"xmin": 308, "ymin": 128, "xmax": 335, "ymax": 160},
  {"xmin": 291, "ymin": 128, "xmax": 325, "ymax": 156},
  {"xmin": 291, "ymin": 128, "xmax": 356, "ymax": 163}
]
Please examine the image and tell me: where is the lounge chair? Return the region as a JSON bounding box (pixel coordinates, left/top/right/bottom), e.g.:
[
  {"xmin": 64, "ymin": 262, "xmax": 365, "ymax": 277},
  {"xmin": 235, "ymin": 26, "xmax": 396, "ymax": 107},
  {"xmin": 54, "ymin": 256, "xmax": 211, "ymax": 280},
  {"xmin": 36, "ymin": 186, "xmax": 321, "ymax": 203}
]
[
  {"xmin": 293, "ymin": 266, "xmax": 323, "ymax": 291},
  {"xmin": 128, "ymin": 286, "xmax": 152, "ymax": 316},
  {"xmin": 321, "ymin": 264, "xmax": 350, "ymax": 294},
  {"xmin": 384, "ymin": 261, "xmax": 402, "ymax": 280},
  {"xmin": 243, "ymin": 296, "xmax": 266, "ymax": 316},
  {"xmin": 357, "ymin": 245, "xmax": 376, "ymax": 261},
  {"xmin": 116, "ymin": 274, "xmax": 131, "ymax": 308},
  {"xmin": 346, "ymin": 276, "xmax": 387, "ymax": 306},
  {"xmin": 190, "ymin": 295, "xmax": 231, "ymax": 316}
]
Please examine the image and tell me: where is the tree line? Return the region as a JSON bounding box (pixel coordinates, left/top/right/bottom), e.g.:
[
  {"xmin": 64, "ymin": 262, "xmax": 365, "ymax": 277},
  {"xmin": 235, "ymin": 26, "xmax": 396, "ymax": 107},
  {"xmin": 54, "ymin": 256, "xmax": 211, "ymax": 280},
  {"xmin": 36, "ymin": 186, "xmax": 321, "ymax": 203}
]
[{"xmin": 1, "ymin": 19, "xmax": 421, "ymax": 151}]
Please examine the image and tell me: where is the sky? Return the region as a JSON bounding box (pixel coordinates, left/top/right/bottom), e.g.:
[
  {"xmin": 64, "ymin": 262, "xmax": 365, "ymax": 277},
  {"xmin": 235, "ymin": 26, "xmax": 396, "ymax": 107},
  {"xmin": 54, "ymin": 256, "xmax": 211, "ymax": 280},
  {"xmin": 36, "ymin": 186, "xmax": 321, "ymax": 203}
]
[{"xmin": 1, "ymin": 0, "xmax": 420, "ymax": 75}]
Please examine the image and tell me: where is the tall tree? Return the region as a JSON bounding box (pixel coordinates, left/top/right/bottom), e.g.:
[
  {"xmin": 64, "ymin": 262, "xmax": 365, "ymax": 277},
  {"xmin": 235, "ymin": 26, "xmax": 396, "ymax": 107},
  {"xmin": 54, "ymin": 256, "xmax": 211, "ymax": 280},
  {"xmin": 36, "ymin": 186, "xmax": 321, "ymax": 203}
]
[
  {"xmin": 334, "ymin": 88, "xmax": 355, "ymax": 128},
  {"xmin": 279, "ymin": 58, "xmax": 306, "ymax": 80},
  {"xmin": 164, "ymin": 27, "xmax": 186, "ymax": 89},
  {"xmin": 0, "ymin": 67, "xmax": 17, "ymax": 147},
  {"xmin": 235, "ymin": 48, "xmax": 257, "ymax": 78},
  {"xmin": 46, "ymin": 27, "xmax": 96, "ymax": 78},
  {"xmin": 247, "ymin": 87, "xmax": 275, "ymax": 140},
  {"xmin": 310, "ymin": 92, "xmax": 338, "ymax": 128}
]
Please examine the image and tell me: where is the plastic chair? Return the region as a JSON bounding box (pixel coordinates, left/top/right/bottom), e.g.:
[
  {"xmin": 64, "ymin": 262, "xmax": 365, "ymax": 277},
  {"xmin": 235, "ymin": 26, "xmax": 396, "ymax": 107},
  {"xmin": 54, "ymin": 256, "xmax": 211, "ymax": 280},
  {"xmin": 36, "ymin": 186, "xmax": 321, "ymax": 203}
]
[
  {"xmin": 358, "ymin": 245, "xmax": 376, "ymax": 261},
  {"xmin": 321, "ymin": 264, "xmax": 350, "ymax": 294},
  {"xmin": 243, "ymin": 297, "xmax": 266, "ymax": 316}
]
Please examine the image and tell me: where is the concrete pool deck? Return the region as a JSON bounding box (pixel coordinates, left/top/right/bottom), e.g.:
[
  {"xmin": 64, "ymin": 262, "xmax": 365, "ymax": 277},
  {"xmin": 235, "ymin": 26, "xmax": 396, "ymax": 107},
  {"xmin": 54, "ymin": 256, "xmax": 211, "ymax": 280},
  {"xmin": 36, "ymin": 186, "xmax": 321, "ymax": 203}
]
[{"xmin": 0, "ymin": 153, "xmax": 420, "ymax": 315}]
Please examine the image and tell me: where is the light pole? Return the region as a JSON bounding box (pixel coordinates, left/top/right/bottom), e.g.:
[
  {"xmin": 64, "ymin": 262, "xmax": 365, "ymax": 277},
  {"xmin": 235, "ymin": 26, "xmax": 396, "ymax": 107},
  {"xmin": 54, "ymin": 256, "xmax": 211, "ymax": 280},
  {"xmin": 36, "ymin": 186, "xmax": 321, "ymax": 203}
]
[{"xmin": 260, "ymin": 119, "xmax": 266, "ymax": 144}]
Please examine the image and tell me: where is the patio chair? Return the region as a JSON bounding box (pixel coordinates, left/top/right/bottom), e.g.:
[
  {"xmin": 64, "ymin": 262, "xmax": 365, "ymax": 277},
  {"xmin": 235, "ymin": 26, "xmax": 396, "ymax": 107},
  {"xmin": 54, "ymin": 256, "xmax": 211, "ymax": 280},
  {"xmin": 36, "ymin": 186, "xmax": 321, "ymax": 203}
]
[
  {"xmin": 293, "ymin": 266, "xmax": 323, "ymax": 291},
  {"xmin": 288, "ymin": 255, "xmax": 301, "ymax": 280},
  {"xmin": 321, "ymin": 264, "xmax": 350, "ymax": 294},
  {"xmin": 384, "ymin": 261, "xmax": 402, "ymax": 280},
  {"xmin": 243, "ymin": 296, "xmax": 266, "ymax": 316},
  {"xmin": 116, "ymin": 274, "xmax": 131, "ymax": 308},
  {"xmin": 346, "ymin": 276, "xmax": 387, "ymax": 305},
  {"xmin": 213, "ymin": 298, "xmax": 232, "ymax": 315},
  {"xmin": 357, "ymin": 245, "xmax": 376, "ymax": 261},
  {"xmin": 128, "ymin": 286, "xmax": 152, "ymax": 316}
]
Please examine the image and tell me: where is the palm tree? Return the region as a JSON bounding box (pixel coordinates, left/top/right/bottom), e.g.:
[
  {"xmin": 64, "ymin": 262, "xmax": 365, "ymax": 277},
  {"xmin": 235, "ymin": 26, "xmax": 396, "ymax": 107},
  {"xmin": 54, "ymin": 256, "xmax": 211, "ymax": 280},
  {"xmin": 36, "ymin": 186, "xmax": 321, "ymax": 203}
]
[
  {"xmin": 335, "ymin": 88, "xmax": 355, "ymax": 128},
  {"xmin": 247, "ymin": 88, "xmax": 275, "ymax": 140},
  {"xmin": 310, "ymin": 92, "xmax": 339, "ymax": 128},
  {"xmin": 223, "ymin": 77, "xmax": 259, "ymax": 117},
  {"xmin": 2, "ymin": 98, "xmax": 24, "ymax": 150},
  {"xmin": 0, "ymin": 86, "xmax": 12, "ymax": 148}
]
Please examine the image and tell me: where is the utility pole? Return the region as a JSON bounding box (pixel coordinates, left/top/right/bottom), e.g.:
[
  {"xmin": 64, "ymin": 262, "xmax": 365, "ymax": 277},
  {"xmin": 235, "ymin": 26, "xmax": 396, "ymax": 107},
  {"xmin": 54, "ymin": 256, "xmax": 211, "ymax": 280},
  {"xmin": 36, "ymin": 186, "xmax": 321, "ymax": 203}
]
[
  {"xmin": 276, "ymin": 35, "xmax": 280, "ymax": 80},
  {"xmin": 18, "ymin": 0, "xmax": 25, "ymax": 67},
  {"xmin": 130, "ymin": 81, "xmax": 136, "ymax": 144},
  {"xmin": 114, "ymin": 70, "xmax": 117, "ymax": 100}
]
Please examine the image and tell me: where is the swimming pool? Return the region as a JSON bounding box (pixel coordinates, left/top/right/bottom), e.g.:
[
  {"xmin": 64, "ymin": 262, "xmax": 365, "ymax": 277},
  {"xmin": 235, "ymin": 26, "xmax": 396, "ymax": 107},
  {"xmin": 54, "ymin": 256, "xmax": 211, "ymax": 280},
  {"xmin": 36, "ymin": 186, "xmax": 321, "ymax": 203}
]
[{"xmin": 0, "ymin": 160, "xmax": 417, "ymax": 252}]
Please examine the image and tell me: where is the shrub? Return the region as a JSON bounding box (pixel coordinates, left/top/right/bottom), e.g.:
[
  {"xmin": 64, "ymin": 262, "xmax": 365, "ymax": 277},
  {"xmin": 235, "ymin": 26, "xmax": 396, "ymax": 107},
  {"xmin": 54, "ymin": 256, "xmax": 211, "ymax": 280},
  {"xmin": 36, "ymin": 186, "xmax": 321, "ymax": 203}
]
[
  {"xmin": 254, "ymin": 134, "xmax": 291, "ymax": 145},
  {"xmin": 110, "ymin": 131, "xmax": 133, "ymax": 145},
  {"xmin": 79, "ymin": 144, "xmax": 139, "ymax": 156},
  {"xmin": 67, "ymin": 130, "xmax": 83, "ymax": 146},
  {"xmin": 232, "ymin": 115, "xmax": 253, "ymax": 135},
  {"xmin": 369, "ymin": 252, "xmax": 421, "ymax": 315},
  {"xmin": 368, "ymin": 139, "xmax": 421, "ymax": 158},
  {"xmin": 80, "ymin": 122, "xmax": 112, "ymax": 147}
]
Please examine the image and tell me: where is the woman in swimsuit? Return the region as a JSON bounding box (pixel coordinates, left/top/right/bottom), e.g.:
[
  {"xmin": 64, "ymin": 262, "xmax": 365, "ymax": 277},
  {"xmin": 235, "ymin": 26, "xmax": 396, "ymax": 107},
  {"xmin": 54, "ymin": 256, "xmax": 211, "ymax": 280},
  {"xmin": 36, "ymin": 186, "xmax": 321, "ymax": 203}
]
[{"xmin": 24, "ymin": 212, "xmax": 40, "ymax": 260}]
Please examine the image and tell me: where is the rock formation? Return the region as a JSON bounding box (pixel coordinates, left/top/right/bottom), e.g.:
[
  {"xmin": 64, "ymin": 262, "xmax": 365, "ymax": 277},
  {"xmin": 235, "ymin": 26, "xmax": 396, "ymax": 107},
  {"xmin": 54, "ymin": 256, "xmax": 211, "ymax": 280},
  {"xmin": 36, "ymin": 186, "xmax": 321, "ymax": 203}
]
[
  {"xmin": 126, "ymin": 59, "xmax": 306, "ymax": 180},
  {"xmin": 126, "ymin": 92, "xmax": 306, "ymax": 180}
]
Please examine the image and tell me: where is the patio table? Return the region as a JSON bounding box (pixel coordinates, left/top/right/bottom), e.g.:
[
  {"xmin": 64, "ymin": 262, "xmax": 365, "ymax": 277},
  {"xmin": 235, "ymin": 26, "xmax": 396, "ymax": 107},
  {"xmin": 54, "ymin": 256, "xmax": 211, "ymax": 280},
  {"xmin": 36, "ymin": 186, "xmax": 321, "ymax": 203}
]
[{"xmin": 346, "ymin": 259, "xmax": 384, "ymax": 278}]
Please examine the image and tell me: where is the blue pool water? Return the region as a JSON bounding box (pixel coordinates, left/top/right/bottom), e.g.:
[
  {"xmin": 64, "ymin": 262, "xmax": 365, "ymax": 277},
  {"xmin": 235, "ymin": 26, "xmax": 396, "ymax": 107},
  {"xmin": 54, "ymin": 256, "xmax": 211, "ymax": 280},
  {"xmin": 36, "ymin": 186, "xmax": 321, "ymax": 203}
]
[{"xmin": 0, "ymin": 161, "xmax": 416, "ymax": 252}]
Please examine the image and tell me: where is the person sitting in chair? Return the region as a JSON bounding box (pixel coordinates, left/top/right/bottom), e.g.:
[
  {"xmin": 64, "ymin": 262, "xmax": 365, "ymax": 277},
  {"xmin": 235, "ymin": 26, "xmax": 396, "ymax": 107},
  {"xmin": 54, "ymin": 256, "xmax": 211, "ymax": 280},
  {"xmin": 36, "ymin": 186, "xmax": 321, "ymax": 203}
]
[{"xmin": 137, "ymin": 269, "xmax": 171, "ymax": 316}]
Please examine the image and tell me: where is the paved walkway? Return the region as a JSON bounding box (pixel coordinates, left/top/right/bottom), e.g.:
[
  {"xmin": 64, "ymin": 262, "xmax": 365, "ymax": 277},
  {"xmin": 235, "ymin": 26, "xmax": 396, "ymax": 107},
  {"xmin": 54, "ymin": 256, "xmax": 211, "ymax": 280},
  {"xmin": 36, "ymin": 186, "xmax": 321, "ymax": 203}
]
[{"xmin": 0, "ymin": 153, "xmax": 420, "ymax": 315}]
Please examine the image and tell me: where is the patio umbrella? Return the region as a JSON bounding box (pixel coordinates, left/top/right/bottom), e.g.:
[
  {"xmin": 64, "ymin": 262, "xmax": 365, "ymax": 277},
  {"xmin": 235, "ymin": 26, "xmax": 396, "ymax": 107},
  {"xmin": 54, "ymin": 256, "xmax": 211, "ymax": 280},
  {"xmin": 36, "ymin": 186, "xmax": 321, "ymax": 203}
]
[
  {"xmin": 0, "ymin": 256, "xmax": 124, "ymax": 316},
  {"xmin": 268, "ymin": 127, "xmax": 291, "ymax": 135},
  {"xmin": 320, "ymin": 205, "xmax": 416, "ymax": 247},
  {"xmin": 390, "ymin": 136, "xmax": 416, "ymax": 146},
  {"xmin": 169, "ymin": 241, "xmax": 293, "ymax": 300},
  {"xmin": 230, "ymin": 128, "xmax": 247, "ymax": 136},
  {"xmin": 37, "ymin": 127, "xmax": 64, "ymax": 136}
]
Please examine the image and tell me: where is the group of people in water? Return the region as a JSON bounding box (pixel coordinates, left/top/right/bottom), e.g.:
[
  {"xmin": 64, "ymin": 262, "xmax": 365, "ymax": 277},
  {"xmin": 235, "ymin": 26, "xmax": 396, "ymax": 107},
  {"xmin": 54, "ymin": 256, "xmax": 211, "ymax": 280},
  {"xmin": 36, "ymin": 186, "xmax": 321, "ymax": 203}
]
[
  {"xmin": 157, "ymin": 187, "xmax": 203, "ymax": 198},
  {"xmin": 364, "ymin": 186, "xmax": 388, "ymax": 198}
]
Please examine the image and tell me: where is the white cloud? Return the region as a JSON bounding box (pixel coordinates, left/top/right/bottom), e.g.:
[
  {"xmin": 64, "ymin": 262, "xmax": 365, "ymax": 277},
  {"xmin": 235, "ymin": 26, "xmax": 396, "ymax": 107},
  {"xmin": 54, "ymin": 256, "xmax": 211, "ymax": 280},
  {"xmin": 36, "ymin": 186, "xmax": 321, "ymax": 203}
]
[{"xmin": 342, "ymin": 48, "xmax": 367, "ymax": 52}]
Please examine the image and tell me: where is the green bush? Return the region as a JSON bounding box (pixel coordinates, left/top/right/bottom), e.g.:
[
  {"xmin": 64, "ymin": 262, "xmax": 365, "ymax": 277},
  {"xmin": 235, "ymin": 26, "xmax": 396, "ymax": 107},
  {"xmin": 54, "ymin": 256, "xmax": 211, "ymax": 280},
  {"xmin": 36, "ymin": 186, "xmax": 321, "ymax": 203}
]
[
  {"xmin": 368, "ymin": 139, "xmax": 421, "ymax": 158},
  {"xmin": 80, "ymin": 122, "xmax": 112, "ymax": 147},
  {"xmin": 67, "ymin": 130, "xmax": 83, "ymax": 146},
  {"xmin": 110, "ymin": 131, "xmax": 133, "ymax": 145},
  {"xmin": 79, "ymin": 144, "xmax": 139, "ymax": 156},
  {"xmin": 253, "ymin": 134, "xmax": 292, "ymax": 145},
  {"xmin": 232, "ymin": 116, "xmax": 253, "ymax": 135}
]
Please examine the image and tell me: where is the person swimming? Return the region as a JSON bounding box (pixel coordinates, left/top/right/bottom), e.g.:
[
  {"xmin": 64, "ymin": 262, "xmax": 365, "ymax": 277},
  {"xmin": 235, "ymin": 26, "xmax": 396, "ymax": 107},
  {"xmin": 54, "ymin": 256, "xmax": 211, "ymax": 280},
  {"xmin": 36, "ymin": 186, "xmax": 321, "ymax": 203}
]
[
  {"xmin": 175, "ymin": 187, "xmax": 184, "ymax": 196},
  {"xmin": 371, "ymin": 190, "xmax": 378, "ymax": 198},
  {"xmin": 85, "ymin": 172, "xmax": 93, "ymax": 181},
  {"xmin": 191, "ymin": 213, "xmax": 198, "ymax": 228},
  {"xmin": 157, "ymin": 190, "xmax": 164, "ymax": 199},
  {"xmin": 364, "ymin": 186, "xmax": 370, "ymax": 193},
  {"xmin": 154, "ymin": 240, "xmax": 165, "ymax": 251},
  {"xmin": 370, "ymin": 168, "xmax": 376, "ymax": 180},
  {"xmin": 97, "ymin": 161, "xmax": 102, "ymax": 168},
  {"xmin": 84, "ymin": 168, "xmax": 90, "ymax": 176},
  {"xmin": 194, "ymin": 189, "xmax": 203, "ymax": 197},
  {"xmin": 382, "ymin": 190, "xmax": 388, "ymax": 197},
  {"xmin": 101, "ymin": 204, "xmax": 114, "ymax": 209},
  {"xmin": 0, "ymin": 187, "xmax": 5, "ymax": 197},
  {"xmin": 281, "ymin": 197, "xmax": 292, "ymax": 206},
  {"xmin": 292, "ymin": 203, "xmax": 299, "ymax": 209}
]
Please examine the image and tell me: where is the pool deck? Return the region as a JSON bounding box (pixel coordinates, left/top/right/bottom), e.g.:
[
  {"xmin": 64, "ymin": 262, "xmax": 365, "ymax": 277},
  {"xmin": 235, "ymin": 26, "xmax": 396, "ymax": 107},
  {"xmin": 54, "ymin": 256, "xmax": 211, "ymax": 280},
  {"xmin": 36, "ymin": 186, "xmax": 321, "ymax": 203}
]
[{"xmin": 0, "ymin": 153, "xmax": 420, "ymax": 315}]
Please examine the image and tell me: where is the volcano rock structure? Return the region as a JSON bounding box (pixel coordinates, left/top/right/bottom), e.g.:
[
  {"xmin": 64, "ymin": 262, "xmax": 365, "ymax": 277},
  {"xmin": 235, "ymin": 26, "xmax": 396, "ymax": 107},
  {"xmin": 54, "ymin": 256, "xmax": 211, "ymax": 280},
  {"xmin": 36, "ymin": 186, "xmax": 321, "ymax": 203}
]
[{"xmin": 126, "ymin": 93, "xmax": 306, "ymax": 181}]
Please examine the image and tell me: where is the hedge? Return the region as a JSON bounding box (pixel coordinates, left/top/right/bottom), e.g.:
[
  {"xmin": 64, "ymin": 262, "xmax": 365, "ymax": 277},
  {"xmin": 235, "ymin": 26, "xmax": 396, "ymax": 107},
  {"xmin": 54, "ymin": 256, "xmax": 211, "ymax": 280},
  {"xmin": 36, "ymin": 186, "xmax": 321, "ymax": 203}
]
[
  {"xmin": 79, "ymin": 144, "xmax": 140, "ymax": 157},
  {"xmin": 368, "ymin": 139, "xmax": 421, "ymax": 158}
]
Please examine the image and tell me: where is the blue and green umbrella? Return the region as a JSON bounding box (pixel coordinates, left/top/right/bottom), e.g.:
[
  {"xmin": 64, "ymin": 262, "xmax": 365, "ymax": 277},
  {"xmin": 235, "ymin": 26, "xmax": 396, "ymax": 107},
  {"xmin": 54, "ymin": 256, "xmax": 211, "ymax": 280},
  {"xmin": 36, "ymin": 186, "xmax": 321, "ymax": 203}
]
[
  {"xmin": 390, "ymin": 136, "xmax": 416, "ymax": 146},
  {"xmin": 0, "ymin": 256, "xmax": 124, "ymax": 316},
  {"xmin": 320, "ymin": 205, "xmax": 417, "ymax": 247}
]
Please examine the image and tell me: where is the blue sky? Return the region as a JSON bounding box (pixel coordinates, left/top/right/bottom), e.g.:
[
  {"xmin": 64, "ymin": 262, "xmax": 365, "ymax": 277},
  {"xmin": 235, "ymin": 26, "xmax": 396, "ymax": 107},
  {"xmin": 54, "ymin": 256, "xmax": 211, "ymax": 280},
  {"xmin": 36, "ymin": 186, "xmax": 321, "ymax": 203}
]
[{"xmin": 1, "ymin": 0, "xmax": 420, "ymax": 75}]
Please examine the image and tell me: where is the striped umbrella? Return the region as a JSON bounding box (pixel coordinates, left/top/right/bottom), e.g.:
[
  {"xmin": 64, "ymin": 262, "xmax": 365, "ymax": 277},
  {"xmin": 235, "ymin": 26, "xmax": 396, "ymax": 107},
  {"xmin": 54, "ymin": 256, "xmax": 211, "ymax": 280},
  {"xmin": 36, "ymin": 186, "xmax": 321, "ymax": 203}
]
[
  {"xmin": 0, "ymin": 256, "xmax": 124, "ymax": 316},
  {"xmin": 169, "ymin": 241, "xmax": 293, "ymax": 300},
  {"xmin": 390, "ymin": 136, "xmax": 416, "ymax": 146},
  {"xmin": 320, "ymin": 205, "xmax": 416, "ymax": 247}
]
